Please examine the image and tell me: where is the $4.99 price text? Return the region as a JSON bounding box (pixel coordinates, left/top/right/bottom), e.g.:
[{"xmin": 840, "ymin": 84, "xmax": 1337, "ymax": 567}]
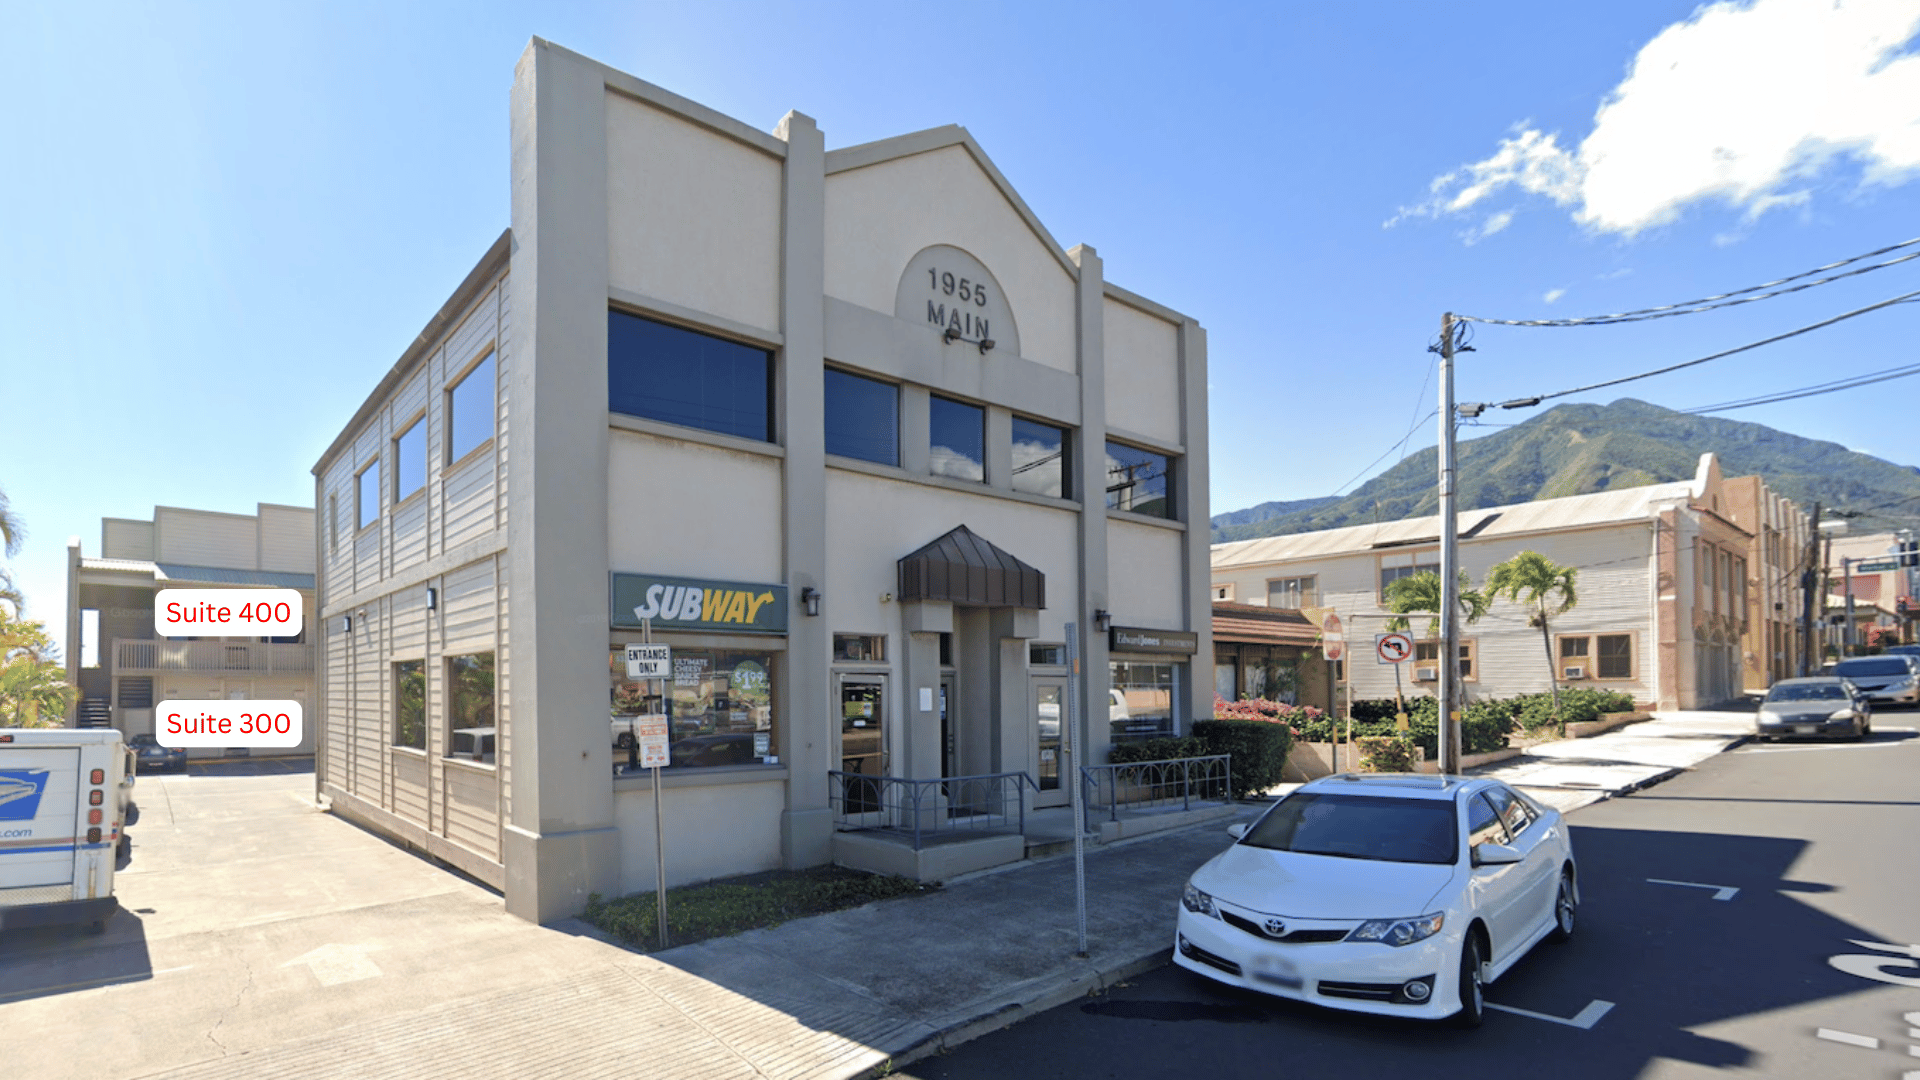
[
  {"xmin": 154, "ymin": 588, "xmax": 303, "ymax": 638},
  {"xmin": 157, "ymin": 700, "xmax": 304, "ymax": 748}
]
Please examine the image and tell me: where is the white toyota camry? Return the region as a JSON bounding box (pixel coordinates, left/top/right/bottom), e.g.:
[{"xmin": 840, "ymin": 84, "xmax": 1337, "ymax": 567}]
[{"xmin": 1173, "ymin": 773, "xmax": 1577, "ymax": 1027}]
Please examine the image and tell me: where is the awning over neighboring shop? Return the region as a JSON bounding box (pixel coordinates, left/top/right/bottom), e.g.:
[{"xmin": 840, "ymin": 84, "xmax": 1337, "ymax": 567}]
[
  {"xmin": 897, "ymin": 525, "xmax": 1045, "ymax": 609},
  {"xmin": 1211, "ymin": 601, "xmax": 1319, "ymax": 647}
]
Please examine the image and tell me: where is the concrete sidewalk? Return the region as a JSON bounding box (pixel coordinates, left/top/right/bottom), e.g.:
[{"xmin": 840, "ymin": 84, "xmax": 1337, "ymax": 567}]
[
  {"xmin": 592, "ymin": 705, "xmax": 1759, "ymax": 1077},
  {"xmin": 9, "ymin": 708, "xmax": 1756, "ymax": 1080}
]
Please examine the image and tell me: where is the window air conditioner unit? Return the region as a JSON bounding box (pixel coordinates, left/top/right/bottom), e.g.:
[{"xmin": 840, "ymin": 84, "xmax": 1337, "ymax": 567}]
[
  {"xmin": 1562, "ymin": 664, "xmax": 1588, "ymax": 680},
  {"xmin": 1413, "ymin": 665, "xmax": 1438, "ymax": 682}
]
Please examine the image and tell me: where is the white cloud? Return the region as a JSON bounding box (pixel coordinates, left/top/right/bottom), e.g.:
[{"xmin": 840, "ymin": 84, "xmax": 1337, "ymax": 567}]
[
  {"xmin": 1544, "ymin": 287, "xmax": 1567, "ymax": 304},
  {"xmin": 1392, "ymin": 0, "xmax": 1920, "ymax": 238}
]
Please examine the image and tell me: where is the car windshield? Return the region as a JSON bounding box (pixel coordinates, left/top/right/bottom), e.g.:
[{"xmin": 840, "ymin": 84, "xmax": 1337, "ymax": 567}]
[
  {"xmin": 1766, "ymin": 683, "xmax": 1846, "ymax": 702},
  {"xmin": 130, "ymin": 734, "xmax": 159, "ymax": 747},
  {"xmin": 1834, "ymin": 658, "xmax": 1909, "ymax": 677},
  {"xmin": 1239, "ymin": 792, "xmax": 1457, "ymax": 865}
]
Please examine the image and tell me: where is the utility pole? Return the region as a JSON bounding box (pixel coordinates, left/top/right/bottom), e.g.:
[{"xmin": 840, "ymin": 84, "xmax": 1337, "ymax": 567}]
[
  {"xmin": 1798, "ymin": 502, "xmax": 1820, "ymax": 677},
  {"xmin": 1435, "ymin": 313, "xmax": 1462, "ymax": 775},
  {"xmin": 1842, "ymin": 556, "xmax": 1857, "ymax": 656},
  {"xmin": 1819, "ymin": 529, "xmax": 1835, "ymax": 664}
]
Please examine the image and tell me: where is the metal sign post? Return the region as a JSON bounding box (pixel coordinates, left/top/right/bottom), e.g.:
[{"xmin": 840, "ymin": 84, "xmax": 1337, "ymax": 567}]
[
  {"xmin": 1065, "ymin": 620, "xmax": 1088, "ymax": 958},
  {"xmin": 638, "ymin": 619, "xmax": 670, "ymax": 949}
]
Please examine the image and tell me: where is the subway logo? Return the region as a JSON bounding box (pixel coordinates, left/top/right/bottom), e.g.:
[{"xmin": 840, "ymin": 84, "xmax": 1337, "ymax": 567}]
[{"xmin": 611, "ymin": 573, "xmax": 788, "ymax": 633}]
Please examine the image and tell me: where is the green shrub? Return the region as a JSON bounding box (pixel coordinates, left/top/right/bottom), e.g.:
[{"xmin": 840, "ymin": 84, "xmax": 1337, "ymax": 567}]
[
  {"xmin": 583, "ymin": 866, "xmax": 934, "ymax": 951},
  {"xmin": 1192, "ymin": 718, "xmax": 1294, "ymax": 799},
  {"xmin": 1356, "ymin": 735, "xmax": 1417, "ymax": 772},
  {"xmin": 1107, "ymin": 735, "xmax": 1207, "ymax": 764}
]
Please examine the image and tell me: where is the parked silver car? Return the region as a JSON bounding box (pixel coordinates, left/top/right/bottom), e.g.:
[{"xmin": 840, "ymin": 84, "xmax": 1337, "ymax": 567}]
[
  {"xmin": 1755, "ymin": 677, "xmax": 1871, "ymax": 741},
  {"xmin": 1830, "ymin": 655, "xmax": 1920, "ymax": 706}
]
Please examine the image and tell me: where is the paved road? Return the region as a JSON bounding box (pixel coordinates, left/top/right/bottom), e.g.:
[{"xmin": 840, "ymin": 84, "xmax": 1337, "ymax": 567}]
[{"xmin": 905, "ymin": 722, "xmax": 1920, "ymax": 1080}]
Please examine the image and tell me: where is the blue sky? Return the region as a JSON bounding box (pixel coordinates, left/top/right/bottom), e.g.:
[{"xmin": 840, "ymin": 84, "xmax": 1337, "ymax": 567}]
[{"xmin": 6, "ymin": 0, "xmax": 1919, "ymax": 652}]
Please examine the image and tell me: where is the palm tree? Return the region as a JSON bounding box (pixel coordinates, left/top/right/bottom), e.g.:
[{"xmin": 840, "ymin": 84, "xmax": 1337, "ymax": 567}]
[
  {"xmin": 1486, "ymin": 551, "xmax": 1579, "ymax": 734},
  {"xmin": 0, "ymin": 485, "xmax": 21, "ymax": 559},
  {"xmin": 1384, "ymin": 570, "xmax": 1489, "ymax": 639}
]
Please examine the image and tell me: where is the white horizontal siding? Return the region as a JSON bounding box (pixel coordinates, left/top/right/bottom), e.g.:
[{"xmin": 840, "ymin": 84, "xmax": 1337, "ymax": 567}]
[
  {"xmin": 440, "ymin": 558, "xmax": 496, "ymax": 657},
  {"xmin": 444, "ymin": 766, "xmax": 499, "ymax": 861},
  {"xmin": 156, "ymin": 509, "xmax": 257, "ymax": 568}
]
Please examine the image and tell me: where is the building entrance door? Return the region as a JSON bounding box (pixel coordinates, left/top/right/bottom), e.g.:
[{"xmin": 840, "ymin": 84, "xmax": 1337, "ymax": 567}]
[
  {"xmin": 837, "ymin": 673, "xmax": 889, "ymax": 820},
  {"xmin": 1032, "ymin": 676, "xmax": 1068, "ymax": 809},
  {"xmin": 939, "ymin": 675, "xmax": 958, "ymax": 779}
]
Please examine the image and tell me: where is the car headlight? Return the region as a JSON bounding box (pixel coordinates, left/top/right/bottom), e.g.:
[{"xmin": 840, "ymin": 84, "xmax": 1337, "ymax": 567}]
[
  {"xmin": 1347, "ymin": 912, "xmax": 1445, "ymax": 947},
  {"xmin": 1181, "ymin": 881, "xmax": 1219, "ymax": 918},
  {"xmin": 1830, "ymin": 708, "xmax": 1858, "ymax": 720}
]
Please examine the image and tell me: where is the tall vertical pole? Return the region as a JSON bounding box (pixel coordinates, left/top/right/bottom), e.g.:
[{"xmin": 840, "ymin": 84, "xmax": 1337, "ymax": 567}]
[
  {"xmin": 1065, "ymin": 620, "xmax": 1088, "ymax": 958},
  {"xmin": 1798, "ymin": 503, "xmax": 1820, "ymax": 677},
  {"xmin": 1843, "ymin": 557, "xmax": 1856, "ymax": 656},
  {"xmin": 1437, "ymin": 314, "xmax": 1461, "ymax": 775}
]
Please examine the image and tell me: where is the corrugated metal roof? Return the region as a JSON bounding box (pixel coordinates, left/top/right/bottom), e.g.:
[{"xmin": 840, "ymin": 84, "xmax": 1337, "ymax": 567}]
[
  {"xmin": 154, "ymin": 563, "xmax": 316, "ymax": 590},
  {"xmin": 1212, "ymin": 479, "xmax": 1697, "ymax": 569},
  {"xmin": 79, "ymin": 557, "xmax": 314, "ymax": 590},
  {"xmin": 897, "ymin": 526, "xmax": 1046, "ymax": 608}
]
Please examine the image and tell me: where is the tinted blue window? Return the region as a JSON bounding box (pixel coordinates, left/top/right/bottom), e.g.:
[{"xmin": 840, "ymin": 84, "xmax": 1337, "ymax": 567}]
[
  {"xmin": 1012, "ymin": 417, "xmax": 1069, "ymax": 499},
  {"xmin": 1105, "ymin": 440, "xmax": 1173, "ymax": 518},
  {"xmin": 824, "ymin": 368, "xmax": 898, "ymax": 466},
  {"xmin": 608, "ymin": 311, "xmax": 772, "ymax": 442},
  {"xmin": 394, "ymin": 419, "xmax": 425, "ymax": 502},
  {"xmin": 448, "ymin": 352, "xmax": 495, "ymax": 463},
  {"xmin": 929, "ymin": 396, "xmax": 984, "ymax": 482}
]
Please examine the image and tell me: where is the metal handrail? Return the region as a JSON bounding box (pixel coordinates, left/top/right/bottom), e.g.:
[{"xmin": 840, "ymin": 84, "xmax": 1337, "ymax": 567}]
[
  {"xmin": 827, "ymin": 770, "xmax": 1037, "ymax": 850},
  {"xmin": 1079, "ymin": 753, "xmax": 1232, "ymax": 823}
]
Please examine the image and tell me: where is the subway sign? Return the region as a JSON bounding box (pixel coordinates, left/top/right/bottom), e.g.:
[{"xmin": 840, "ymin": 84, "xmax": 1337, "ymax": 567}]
[{"xmin": 611, "ymin": 572, "xmax": 788, "ymax": 634}]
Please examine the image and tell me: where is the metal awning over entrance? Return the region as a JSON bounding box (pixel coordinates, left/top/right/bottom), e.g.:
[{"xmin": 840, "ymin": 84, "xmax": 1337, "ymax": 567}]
[{"xmin": 897, "ymin": 525, "xmax": 1045, "ymax": 609}]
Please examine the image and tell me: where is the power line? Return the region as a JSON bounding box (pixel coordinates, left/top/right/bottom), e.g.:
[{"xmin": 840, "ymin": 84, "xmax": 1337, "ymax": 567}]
[
  {"xmin": 1489, "ymin": 287, "xmax": 1920, "ymax": 410},
  {"xmin": 1684, "ymin": 360, "xmax": 1920, "ymax": 414},
  {"xmin": 1461, "ymin": 236, "xmax": 1920, "ymax": 328}
]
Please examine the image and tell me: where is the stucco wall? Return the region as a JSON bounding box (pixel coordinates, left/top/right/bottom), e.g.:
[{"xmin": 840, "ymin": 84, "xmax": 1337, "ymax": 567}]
[
  {"xmin": 605, "ymin": 92, "xmax": 782, "ymax": 334},
  {"xmin": 607, "ymin": 429, "xmax": 784, "ymax": 584},
  {"xmin": 1102, "ymin": 297, "xmax": 1182, "ymax": 448},
  {"xmin": 615, "ymin": 777, "xmax": 786, "ymax": 893},
  {"xmin": 824, "ymin": 145, "xmax": 1077, "ymax": 374}
]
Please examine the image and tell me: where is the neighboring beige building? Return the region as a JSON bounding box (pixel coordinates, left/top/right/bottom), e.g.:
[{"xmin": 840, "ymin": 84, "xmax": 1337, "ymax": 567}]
[
  {"xmin": 313, "ymin": 40, "xmax": 1212, "ymax": 923},
  {"xmin": 1825, "ymin": 530, "xmax": 1915, "ymax": 652},
  {"xmin": 1724, "ymin": 475, "xmax": 1814, "ymax": 688},
  {"xmin": 64, "ymin": 504, "xmax": 317, "ymax": 755},
  {"xmin": 1211, "ymin": 454, "xmax": 1807, "ymax": 712}
]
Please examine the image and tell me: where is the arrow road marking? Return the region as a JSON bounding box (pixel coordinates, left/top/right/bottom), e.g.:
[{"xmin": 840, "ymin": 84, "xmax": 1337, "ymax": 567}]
[
  {"xmin": 282, "ymin": 943, "xmax": 383, "ymax": 986},
  {"xmin": 1485, "ymin": 999, "xmax": 1615, "ymax": 1029},
  {"xmin": 1647, "ymin": 877, "xmax": 1740, "ymax": 901}
]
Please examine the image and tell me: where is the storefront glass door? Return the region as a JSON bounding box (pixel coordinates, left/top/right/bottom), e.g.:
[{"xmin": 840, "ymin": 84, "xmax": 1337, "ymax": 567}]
[
  {"xmin": 837, "ymin": 673, "xmax": 888, "ymax": 818},
  {"xmin": 1032, "ymin": 677, "xmax": 1067, "ymax": 808}
]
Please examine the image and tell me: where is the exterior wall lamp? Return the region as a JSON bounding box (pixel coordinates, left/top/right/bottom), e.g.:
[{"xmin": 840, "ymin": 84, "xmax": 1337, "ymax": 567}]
[
  {"xmin": 978, "ymin": 338, "xmax": 995, "ymax": 354},
  {"xmin": 1094, "ymin": 608, "xmax": 1112, "ymax": 632},
  {"xmin": 943, "ymin": 326, "xmax": 962, "ymax": 344},
  {"xmin": 343, "ymin": 615, "xmax": 353, "ymax": 632},
  {"xmin": 426, "ymin": 587, "xmax": 438, "ymax": 611},
  {"xmin": 801, "ymin": 586, "xmax": 821, "ymax": 617}
]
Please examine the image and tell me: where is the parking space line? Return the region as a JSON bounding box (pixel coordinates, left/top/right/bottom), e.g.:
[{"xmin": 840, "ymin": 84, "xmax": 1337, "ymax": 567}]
[
  {"xmin": 1817, "ymin": 1028, "xmax": 1880, "ymax": 1049},
  {"xmin": 1647, "ymin": 877, "xmax": 1739, "ymax": 900},
  {"xmin": 1485, "ymin": 999, "xmax": 1614, "ymax": 1029}
]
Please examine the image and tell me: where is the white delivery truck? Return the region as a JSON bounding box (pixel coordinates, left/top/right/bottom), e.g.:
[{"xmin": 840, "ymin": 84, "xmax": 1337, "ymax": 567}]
[{"xmin": 0, "ymin": 728, "xmax": 137, "ymax": 933}]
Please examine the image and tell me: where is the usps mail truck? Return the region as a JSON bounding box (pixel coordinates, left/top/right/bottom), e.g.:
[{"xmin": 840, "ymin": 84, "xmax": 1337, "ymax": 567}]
[{"xmin": 0, "ymin": 728, "xmax": 136, "ymax": 933}]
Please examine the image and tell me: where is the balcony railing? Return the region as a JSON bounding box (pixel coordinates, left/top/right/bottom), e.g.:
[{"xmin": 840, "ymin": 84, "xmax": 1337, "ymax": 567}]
[{"xmin": 114, "ymin": 638, "xmax": 313, "ymax": 675}]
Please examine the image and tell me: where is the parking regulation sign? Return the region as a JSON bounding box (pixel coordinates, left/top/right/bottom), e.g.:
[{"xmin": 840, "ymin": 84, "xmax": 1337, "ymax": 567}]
[
  {"xmin": 1375, "ymin": 632, "xmax": 1414, "ymax": 665},
  {"xmin": 625, "ymin": 644, "xmax": 672, "ymax": 680},
  {"xmin": 637, "ymin": 716, "xmax": 671, "ymax": 768}
]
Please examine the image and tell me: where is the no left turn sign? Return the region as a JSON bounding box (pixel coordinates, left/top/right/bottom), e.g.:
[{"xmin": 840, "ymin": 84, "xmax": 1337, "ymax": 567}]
[{"xmin": 1375, "ymin": 632, "xmax": 1414, "ymax": 665}]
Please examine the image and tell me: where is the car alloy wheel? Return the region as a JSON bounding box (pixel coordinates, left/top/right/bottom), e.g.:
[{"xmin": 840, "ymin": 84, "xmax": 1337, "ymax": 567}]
[
  {"xmin": 1454, "ymin": 934, "xmax": 1486, "ymax": 1028},
  {"xmin": 1551, "ymin": 871, "xmax": 1576, "ymax": 942}
]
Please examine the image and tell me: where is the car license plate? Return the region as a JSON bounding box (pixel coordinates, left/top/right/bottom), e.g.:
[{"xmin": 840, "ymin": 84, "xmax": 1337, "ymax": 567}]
[
  {"xmin": 1248, "ymin": 951, "xmax": 1303, "ymax": 989},
  {"xmin": 1795, "ymin": 725, "xmax": 1817, "ymax": 735}
]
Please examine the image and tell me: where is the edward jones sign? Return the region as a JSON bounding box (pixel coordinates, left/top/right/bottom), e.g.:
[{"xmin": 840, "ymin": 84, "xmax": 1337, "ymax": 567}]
[{"xmin": 611, "ymin": 573, "xmax": 788, "ymax": 634}]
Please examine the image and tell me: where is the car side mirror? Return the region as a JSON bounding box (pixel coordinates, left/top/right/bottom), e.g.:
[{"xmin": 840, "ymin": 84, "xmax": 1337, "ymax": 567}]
[
  {"xmin": 1227, "ymin": 823, "xmax": 1248, "ymax": 840},
  {"xmin": 1472, "ymin": 843, "xmax": 1522, "ymax": 867}
]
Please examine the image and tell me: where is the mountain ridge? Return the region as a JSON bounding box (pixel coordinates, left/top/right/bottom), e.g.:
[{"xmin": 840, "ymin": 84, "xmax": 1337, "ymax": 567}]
[{"xmin": 1212, "ymin": 399, "xmax": 1920, "ymax": 543}]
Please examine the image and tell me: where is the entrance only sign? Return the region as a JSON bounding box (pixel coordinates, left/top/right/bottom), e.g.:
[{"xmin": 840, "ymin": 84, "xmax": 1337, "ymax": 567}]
[
  {"xmin": 1321, "ymin": 611, "xmax": 1346, "ymax": 662},
  {"xmin": 1375, "ymin": 632, "xmax": 1415, "ymax": 665},
  {"xmin": 625, "ymin": 644, "xmax": 672, "ymax": 680}
]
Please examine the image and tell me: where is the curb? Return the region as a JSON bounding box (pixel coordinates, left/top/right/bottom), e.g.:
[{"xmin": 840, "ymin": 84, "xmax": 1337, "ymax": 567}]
[{"xmin": 877, "ymin": 948, "xmax": 1172, "ymax": 1076}]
